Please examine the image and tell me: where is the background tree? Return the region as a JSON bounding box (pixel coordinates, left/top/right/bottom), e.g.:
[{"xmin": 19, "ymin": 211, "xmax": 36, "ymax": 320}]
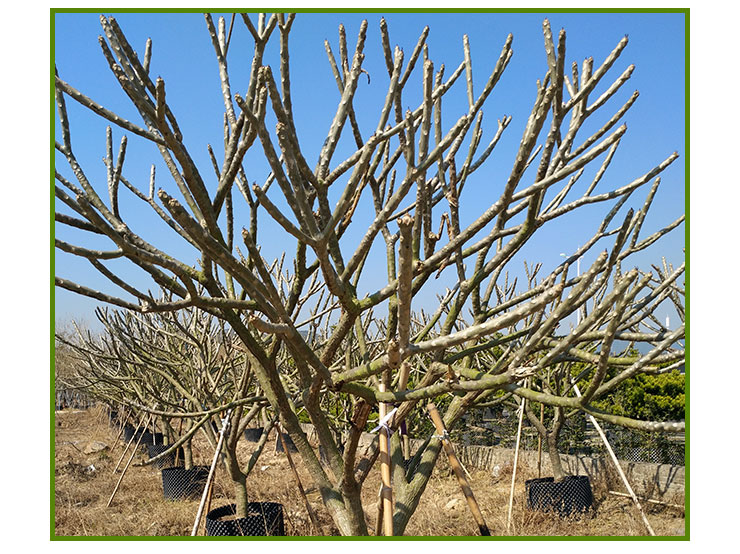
[
  {"xmin": 55, "ymin": 13, "xmax": 685, "ymax": 535},
  {"xmin": 594, "ymin": 370, "xmax": 685, "ymax": 422},
  {"xmin": 55, "ymin": 322, "xmax": 85, "ymax": 409},
  {"xmin": 61, "ymin": 304, "xmax": 276, "ymax": 517}
]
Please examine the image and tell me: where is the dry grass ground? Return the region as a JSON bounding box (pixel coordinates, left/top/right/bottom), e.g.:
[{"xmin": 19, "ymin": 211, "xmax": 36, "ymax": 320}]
[{"xmin": 54, "ymin": 407, "xmax": 685, "ymax": 537}]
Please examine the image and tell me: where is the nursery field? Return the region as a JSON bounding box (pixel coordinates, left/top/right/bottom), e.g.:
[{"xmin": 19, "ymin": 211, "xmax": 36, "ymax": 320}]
[{"xmin": 53, "ymin": 407, "xmax": 685, "ymax": 537}]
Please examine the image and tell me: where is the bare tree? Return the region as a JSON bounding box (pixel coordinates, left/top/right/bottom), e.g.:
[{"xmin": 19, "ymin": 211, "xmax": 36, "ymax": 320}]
[
  {"xmin": 55, "ymin": 13, "xmax": 684, "ymax": 535},
  {"xmin": 55, "ymin": 320, "xmax": 96, "ymax": 410},
  {"xmin": 61, "ymin": 304, "xmax": 276, "ymax": 516}
]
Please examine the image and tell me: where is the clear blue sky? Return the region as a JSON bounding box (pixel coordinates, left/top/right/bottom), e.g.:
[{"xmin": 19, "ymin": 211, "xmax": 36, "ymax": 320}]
[{"xmin": 54, "ymin": 10, "xmax": 686, "ymax": 329}]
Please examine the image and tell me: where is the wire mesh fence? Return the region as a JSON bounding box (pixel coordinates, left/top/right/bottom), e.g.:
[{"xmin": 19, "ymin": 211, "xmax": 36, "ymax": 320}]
[
  {"xmin": 443, "ymin": 410, "xmax": 685, "ymax": 467},
  {"xmin": 588, "ymin": 422, "xmax": 685, "ymax": 466}
]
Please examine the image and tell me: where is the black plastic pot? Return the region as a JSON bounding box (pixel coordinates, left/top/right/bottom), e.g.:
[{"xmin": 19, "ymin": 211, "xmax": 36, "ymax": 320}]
[
  {"xmin": 243, "ymin": 427, "xmax": 264, "ymax": 443},
  {"xmin": 525, "ymin": 475, "xmax": 594, "ymax": 516},
  {"xmin": 205, "ymin": 503, "xmax": 285, "ymax": 536},
  {"xmin": 161, "ymin": 465, "xmax": 209, "ymax": 500},
  {"xmin": 122, "ymin": 425, "xmax": 163, "ymax": 447},
  {"xmin": 139, "ymin": 431, "xmax": 165, "ymax": 446},
  {"xmin": 275, "ymin": 432, "xmax": 298, "ymax": 453},
  {"xmin": 122, "ymin": 424, "xmax": 138, "ymax": 441},
  {"xmin": 147, "ymin": 444, "xmax": 184, "ymax": 469}
]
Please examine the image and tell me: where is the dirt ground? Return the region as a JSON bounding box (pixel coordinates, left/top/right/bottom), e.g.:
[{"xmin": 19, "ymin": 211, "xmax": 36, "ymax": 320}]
[{"xmin": 53, "ymin": 406, "xmax": 685, "ymax": 537}]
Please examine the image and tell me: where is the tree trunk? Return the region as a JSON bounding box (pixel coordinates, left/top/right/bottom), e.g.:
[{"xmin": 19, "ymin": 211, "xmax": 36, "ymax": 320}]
[
  {"xmin": 547, "ymin": 431, "xmax": 565, "ymax": 481},
  {"xmin": 233, "ymin": 472, "xmax": 249, "ymax": 518},
  {"xmin": 233, "ymin": 335, "xmax": 367, "ymax": 535},
  {"xmin": 342, "ymin": 486, "xmax": 369, "ymax": 536},
  {"xmin": 183, "ymin": 440, "xmax": 194, "ymax": 470},
  {"xmin": 331, "ymin": 495, "xmax": 367, "ymax": 536},
  {"xmin": 393, "ymin": 439, "xmax": 444, "ymax": 535},
  {"xmin": 223, "ymin": 437, "xmax": 250, "ymax": 518},
  {"xmin": 392, "ymin": 393, "xmax": 473, "ymax": 535}
]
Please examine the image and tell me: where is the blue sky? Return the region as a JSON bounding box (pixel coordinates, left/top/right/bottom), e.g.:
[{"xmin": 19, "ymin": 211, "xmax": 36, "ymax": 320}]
[{"xmin": 54, "ymin": 10, "xmax": 686, "ymax": 329}]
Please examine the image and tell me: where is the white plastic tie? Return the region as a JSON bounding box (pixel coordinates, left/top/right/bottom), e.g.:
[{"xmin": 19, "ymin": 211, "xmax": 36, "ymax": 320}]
[
  {"xmin": 432, "ymin": 430, "xmax": 450, "ymax": 442},
  {"xmin": 371, "ymin": 407, "xmax": 398, "ymax": 434}
]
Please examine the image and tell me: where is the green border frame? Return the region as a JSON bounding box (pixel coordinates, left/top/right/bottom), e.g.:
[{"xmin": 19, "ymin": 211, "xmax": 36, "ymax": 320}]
[{"xmin": 51, "ymin": 6, "xmax": 689, "ymax": 541}]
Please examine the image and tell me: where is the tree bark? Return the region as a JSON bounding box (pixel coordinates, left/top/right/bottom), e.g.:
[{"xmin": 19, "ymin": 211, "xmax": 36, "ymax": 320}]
[
  {"xmin": 547, "ymin": 430, "xmax": 565, "ymax": 481},
  {"xmin": 222, "ymin": 435, "xmax": 250, "ymax": 517},
  {"xmin": 233, "ymin": 472, "xmax": 249, "ymax": 518},
  {"xmin": 183, "ymin": 440, "xmax": 194, "ymax": 470}
]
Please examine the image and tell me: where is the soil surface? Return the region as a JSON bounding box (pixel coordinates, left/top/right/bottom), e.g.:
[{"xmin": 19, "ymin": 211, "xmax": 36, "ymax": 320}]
[{"xmin": 54, "ymin": 407, "xmax": 685, "ymax": 537}]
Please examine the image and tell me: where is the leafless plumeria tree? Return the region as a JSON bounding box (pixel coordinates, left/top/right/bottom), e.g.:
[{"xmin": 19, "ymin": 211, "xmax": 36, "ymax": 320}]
[
  {"xmin": 60, "ymin": 305, "xmax": 276, "ymax": 515},
  {"xmin": 55, "ymin": 322, "xmax": 84, "ymax": 406},
  {"xmin": 55, "ymin": 13, "xmax": 685, "ymax": 535}
]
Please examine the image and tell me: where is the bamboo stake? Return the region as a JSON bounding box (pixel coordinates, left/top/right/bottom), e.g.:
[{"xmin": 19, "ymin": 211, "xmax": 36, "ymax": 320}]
[
  {"xmin": 401, "ymin": 425, "xmax": 410, "ymax": 461},
  {"xmin": 203, "ymin": 470, "xmax": 216, "ymax": 525},
  {"xmin": 398, "ymin": 361, "xmax": 411, "ymax": 461},
  {"xmin": 113, "ymin": 413, "xmax": 147, "ymax": 473},
  {"xmin": 506, "ymin": 385, "xmax": 526, "ymax": 534},
  {"xmin": 189, "ymin": 443, "xmax": 219, "ymax": 537},
  {"xmin": 573, "ymin": 384, "xmax": 655, "ymax": 536},
  {"xmin": 107, "ymin": 414, "xmax": 153, "ymax": 507},
  {"xmin": 196, "ymin": 446, "xmax": 219, "ymax": 537},
  {"xmin": 277, "ymin": 424, "xmax": 322, "ymax": 534},
  {"xmin": 174, "ymin": 416, "xmax": 184, "ymax": 466},
  {"xmin": 378, "ymin": 383, "xmax": 394, "ymax": 536},
  {"xmin": 608, "ymin": 490, "xmax": 683, "ymax": 509},
  {"xmin": 537, "ymin": 402, "xmax": 544, "ymax": 478},
  {"xmin": 111, "ymin": 406, "xmax": 130, "ymax": 445},
  {"xmin": 427, "ymin": 403, "xmax": 490, "ymax": 536},
  {"xmin": 191, "ymin": 410, "xmax": 233, "ymax": 536}
]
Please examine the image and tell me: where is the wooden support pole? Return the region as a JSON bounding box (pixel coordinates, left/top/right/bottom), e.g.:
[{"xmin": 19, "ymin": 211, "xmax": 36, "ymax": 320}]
[
  {"xmin": 378, "ymin": 383, "xmax": 394, "ymax": 536},
  {"xmin": 506, "ymin": 387, "xmax": 526, "ymax": 534},
  {"xmin": 573, "ymin": 384, "xmax": 656, "ymax": 536},
  {"xmin": 427, "ymin": 403, "xmax": 490, "ymax": 536},
  {"xmin": 278, "ymin": 424, "xmax": 322, "ymax": 535},
  {"xmin": 107, "ymin": 414, "xmax": 152, "ymax": 507},
  {"xmin": 191, "ymin": 410, "xmax": 232, "ymax": 536}
]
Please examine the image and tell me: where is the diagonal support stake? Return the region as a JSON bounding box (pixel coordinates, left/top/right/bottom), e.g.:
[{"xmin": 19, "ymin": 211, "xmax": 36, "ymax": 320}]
[
  {"xmin": 507, "ymin": 382, "xmax": 527, "ymax": 534},
  {"xmin": 113, "ymin": 412, "xmax": 147, "ymax": 473},
  {"xmin": 107, "ymin": 413, "xmax": 153, "ymax": 507},
  {"xmin": 191, "ymin": 409, "xmax": 233, "ymax": 536},
  {"xmin": 574, "ymin": 384, "xmax": 656, "ymax": 536},
  {"xmin": 427, "ymin": 402, "xmax": 490, "ymax": 536},
  {"xmin": 376, "ymin": 383, "xmax": 394, "ymax": 536},
  {"xmin": 111, "ymin": 406, "xmax": 131, "ymax": 445}
]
